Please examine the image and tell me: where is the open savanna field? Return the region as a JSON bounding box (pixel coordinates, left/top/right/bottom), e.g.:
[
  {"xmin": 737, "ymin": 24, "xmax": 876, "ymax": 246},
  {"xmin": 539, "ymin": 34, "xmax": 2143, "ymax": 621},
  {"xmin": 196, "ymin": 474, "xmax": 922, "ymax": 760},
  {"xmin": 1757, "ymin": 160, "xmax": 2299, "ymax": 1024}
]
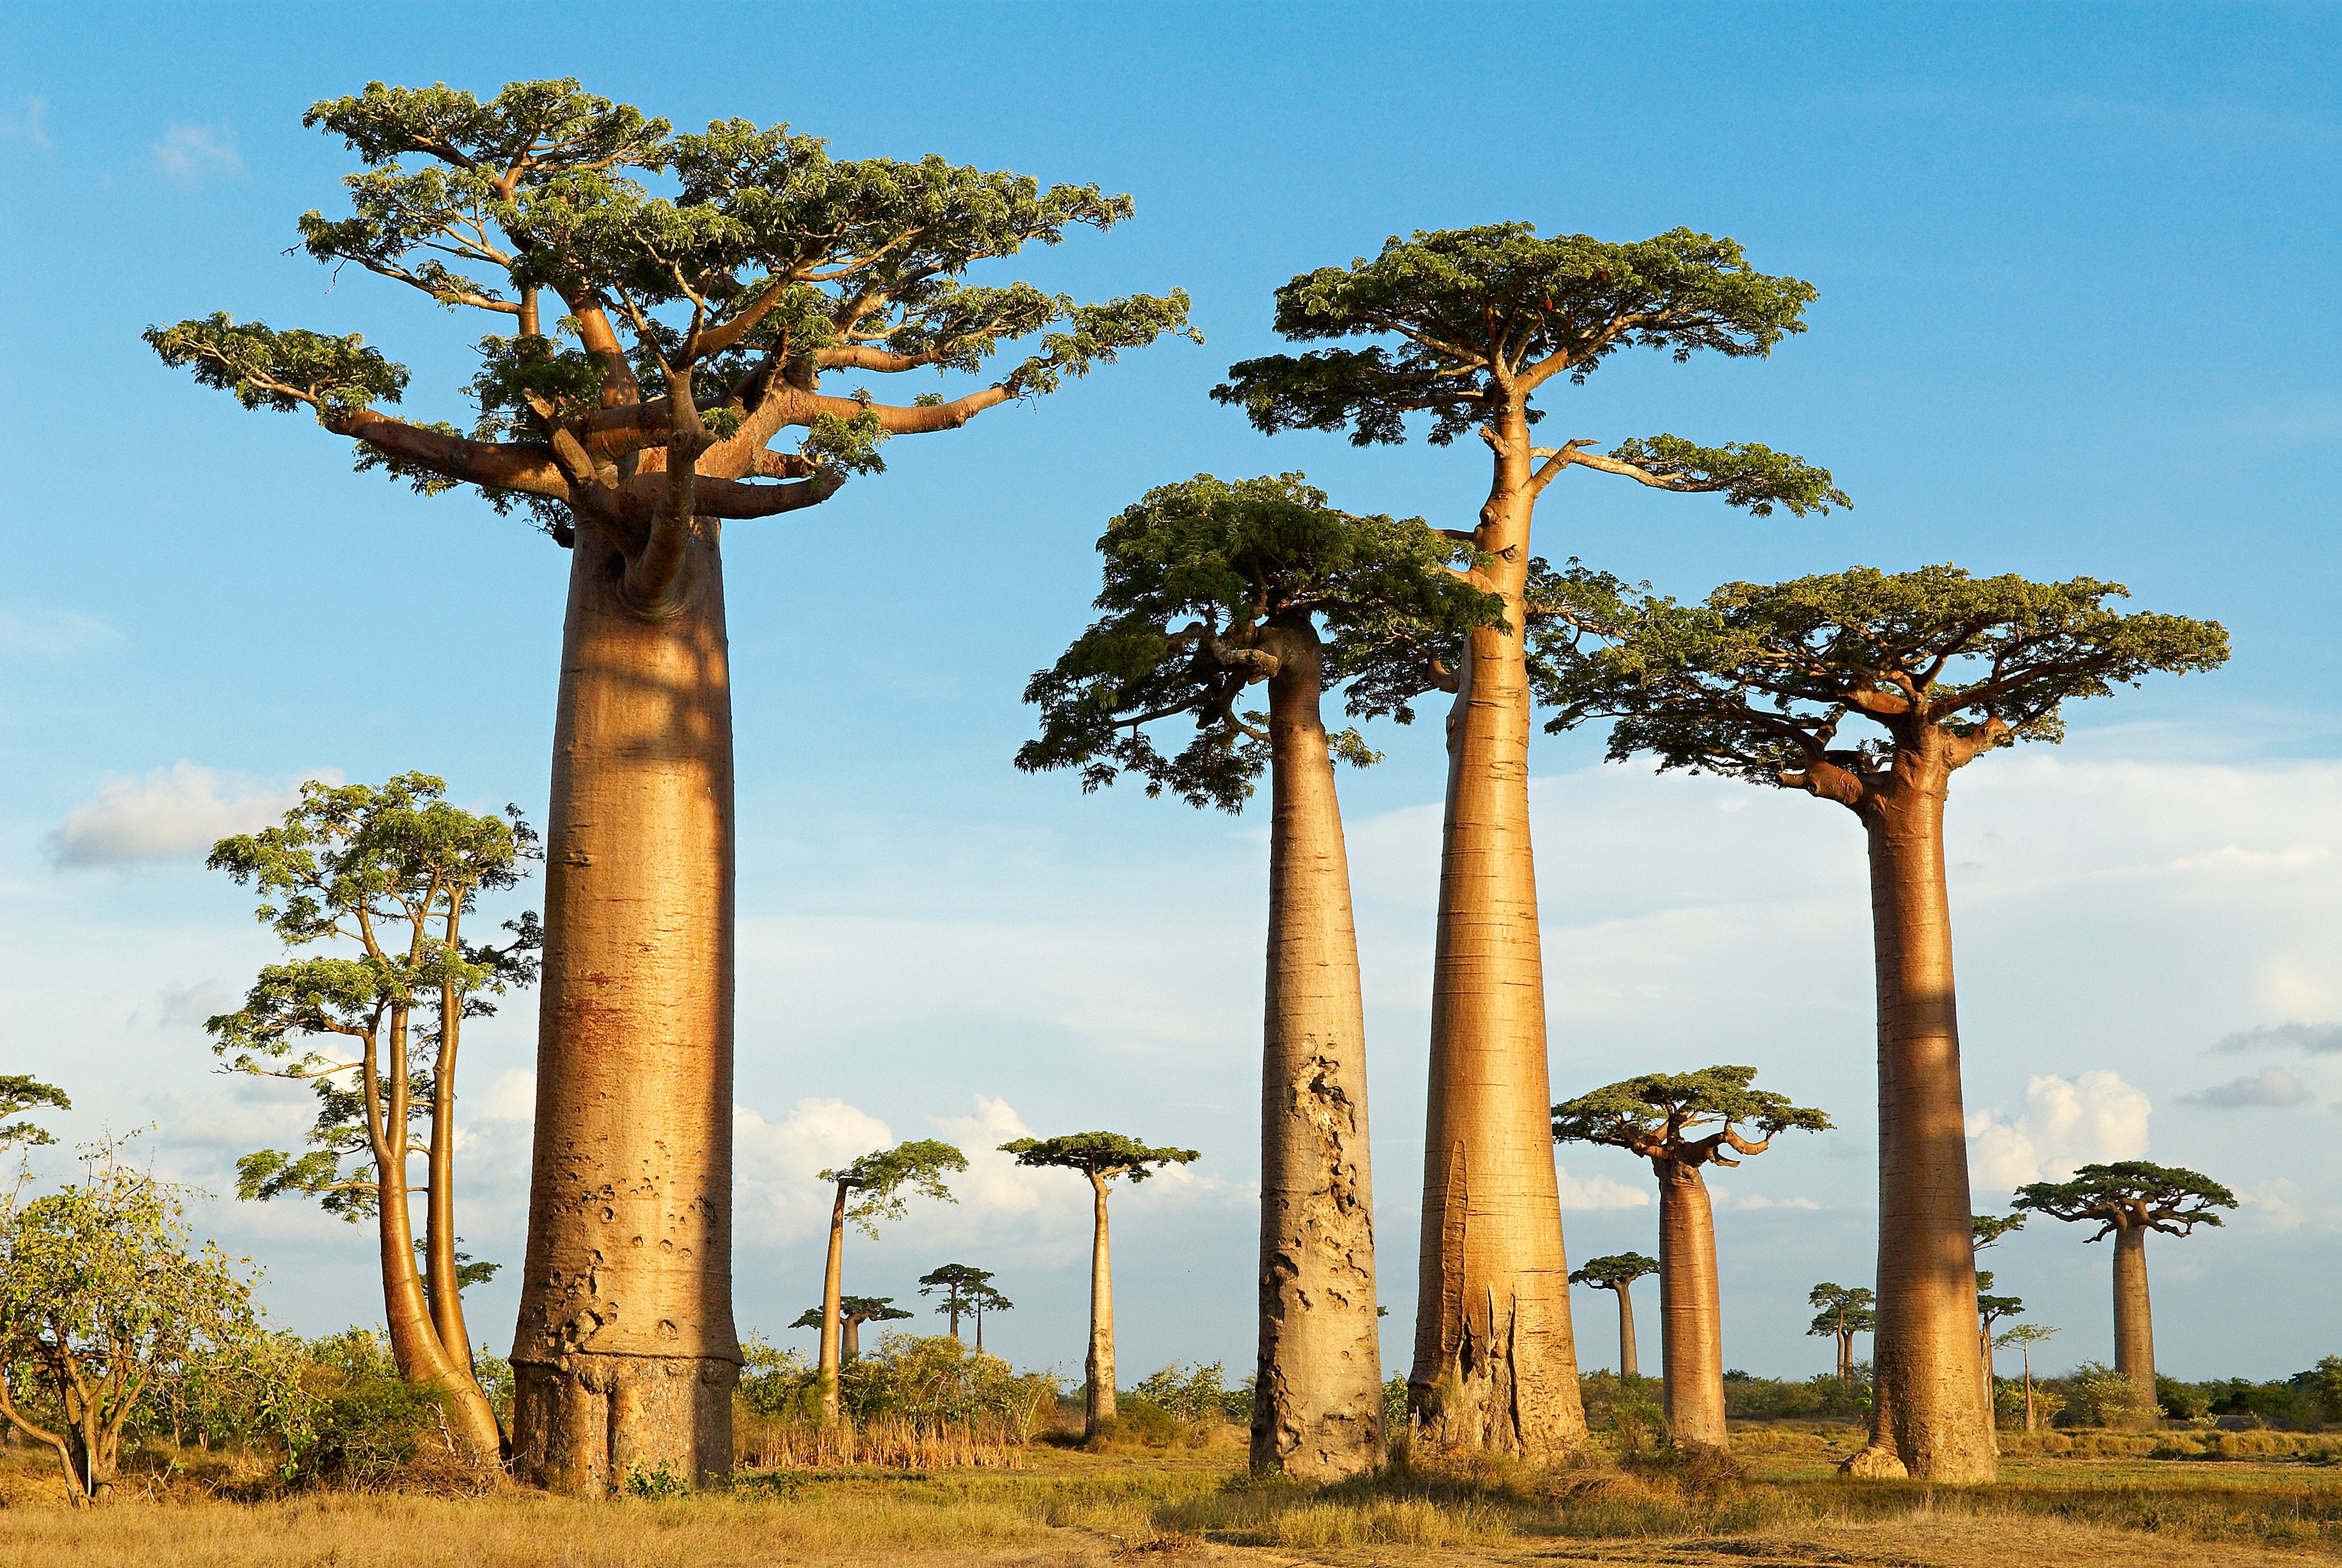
[{"xmin": 6, "ymin": 1424, "xmax": 2338, "ymax": 1568}]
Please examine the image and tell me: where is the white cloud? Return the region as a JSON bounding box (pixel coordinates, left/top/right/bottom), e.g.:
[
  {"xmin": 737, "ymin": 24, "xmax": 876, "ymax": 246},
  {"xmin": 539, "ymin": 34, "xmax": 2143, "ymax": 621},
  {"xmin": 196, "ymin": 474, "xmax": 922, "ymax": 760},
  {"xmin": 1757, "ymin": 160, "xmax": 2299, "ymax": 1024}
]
[
  {"xmin": 475, "ymin": 1069, "xmax": 537, "ymax": 1123},
  {"xmin": 2182, "ymin": 1067, "xmax": 2312, "ymax": 1109},
  {"xmin": 1965, "ymin": 1070, "xmax": 2152, "ymax": 1196},
  {"xmin": 1555, "ymin": 1159, "xmax": 1650, "ymax": 1211},
  {"xmin": 46, "ymin": 763, "xmax": 330, "ymax": 868},
  {"xmin": 2215, "ymin": 1021, "xmax": 2342, "ymax": 1056},
  {"xmin": 1734, "ymin": 1194, "xmax": 1822, "ymax": 1211},
  {"xmin": 926, "ymin": 1095, "xmax": 1050, "ymax": 1218},
  {"xmin": 153, "ymin": 122, "xmax": 241, "ymax": 182},
  {"xmin": 734, "ymin": 1097, "xmax": 895, "ymax": 1245},
  {"xmin": 0, "ymin": 605, "xmax": 114, "ymax": 658},
  {"xmin": 2238, "ymin": 1178, "xmax": 2308, "ymax": 1233}
]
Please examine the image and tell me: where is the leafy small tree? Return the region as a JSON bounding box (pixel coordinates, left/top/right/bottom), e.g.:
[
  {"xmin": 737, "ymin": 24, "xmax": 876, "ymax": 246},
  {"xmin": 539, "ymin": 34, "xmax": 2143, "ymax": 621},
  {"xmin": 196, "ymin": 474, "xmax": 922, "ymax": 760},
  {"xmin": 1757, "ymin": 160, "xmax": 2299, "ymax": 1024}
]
[
  {"xmin": 812, "ymin": 1141, "xmax": 965, "ymax": 1424},
  {"xmin": 918, "ymin": 1263, "xmax": 995, "ymax": 1341},
  {"xmin": 1018, "ymin": 472, "xmax": 1498, "ymax": 1476},
  {"xmin": 2013, "ymin": 1161, "xmax": 2235, "ymax": 1407},
  {"xmin": 791, "ymin": 1295, "xmax": 912, "ymax": 1363},
  {"xmin": 204, "ymin": 773, "xmax": 536, "ymax": 1457},
  {"xmin": 1001, "ymin": 1133, "xmax": 1199, "ymax": 1439},
  {"xmin": 146, "ymin": 75, "xmax": 1194, "ymax": 1487},
  {"xmin": 1995, "ymin": 1323, "xmax": 2059, "ymax": 1431},
  {"xmin": 1568, "ymin": 1254, "xmax": 1657, "ymax": 1379},
  {"xmin": 0, "ymin": 1076, "xmax": 70, "ymax": 1152},
  {"xmin": 1536, "ymin": 563, "xmax": 2228, "ymax": 1479},
  {"xmin": 1552, "ymin": 1066, "xmax": 1829, "ymax": 1448},
  {"xmin": 1806, "ymin": 1283, "xmax": 1876, "ymax": 1384},
  {"xmin": 1213, "ymin": 224, "xmax": 1843, "ymax": 1457},
  {"xmin": 0, "ymin": 1141, "xmax": 269, "ymax": 1502}
]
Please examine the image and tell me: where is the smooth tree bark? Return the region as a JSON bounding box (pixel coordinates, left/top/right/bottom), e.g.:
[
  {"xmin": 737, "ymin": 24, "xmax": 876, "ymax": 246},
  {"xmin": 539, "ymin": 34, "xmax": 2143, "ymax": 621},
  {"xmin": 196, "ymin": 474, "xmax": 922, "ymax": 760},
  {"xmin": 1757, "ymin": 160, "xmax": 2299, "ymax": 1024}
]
[
  {"xmin": 148, "ymin": 81, "xmax": 1193, "ymax": 1490},
  {"xmin": 2014, "ymin": 1162, "xmax": 2235, "ymax": 1409},
  {"xmin": 1019, "ymin": 475, "xmax": 1499, "ymax": 1476},
  {"xmin": 1568, "ymin": 1254, "xmax": 1657, "ymax": 1379},
  {"xmin": 1535, "ymin": 564, "xmax": 2229, "ymax": 1479},
  {"xmin": 204, "ymin": 777, "xmax": 537, "ymax": 1460},
  {"xmin": 1807, "ymin": 1283, "xmax": 1875, "ymax": 1384},
  {"xmin": 1555, "ymin": 1069, "xmax": 1828, "ymax": 1449},
  {"xmin": 1214, "ymin": 227, "xmax": 1843, "ymax": 1456},
  {"xmin": 805, "ymin": 1143, "xmax": 966, "ymax": 1424},
  {"xmin": 1002, "ymin": 1135, "xmax": 1199, "ymax": 1442}
]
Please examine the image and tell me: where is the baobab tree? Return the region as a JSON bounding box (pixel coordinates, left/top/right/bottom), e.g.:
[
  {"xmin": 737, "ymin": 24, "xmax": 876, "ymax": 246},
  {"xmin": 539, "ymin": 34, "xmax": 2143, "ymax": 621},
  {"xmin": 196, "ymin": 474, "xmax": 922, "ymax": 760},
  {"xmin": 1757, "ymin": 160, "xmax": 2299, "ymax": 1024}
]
[
  {"xmin": 145, "ymin": 78, "xmax": 1193, "ymax": 1489},
  {"xmin": 814, "ymin": 1142, "xmax": 966, "ymax": 1424},
  {"xmin": 1568, "ymin": 1254, "xmax": 1657, "ymax": 1379},
  {"xmin": 1971, "ymin": 1213, "xmax": 2024, "ymax": 1448},
  {"xmin": 1552, "ymin": 1067, "xmax": 1829, "ymax": 1448},
  {"xmin": 203, "ymin": 775, "xmax": 537, "ymax": 1459},
  {"xmin": 964, "ymin": 1279, "xmax": 1013, "ymax": 1356},
  {"xmin": 2013, "ymin": 1161, "xmax": 2235, "ymax": 1407},
  {"xmin": 1996, "ymin": 1323, "xmax": 2058, "ymax": 1431},
  {"xmin": 1001, "ymin": 1133, "xmax": 1199, "ymax": 1441},
  {"xmin": 1806, "ymin": 1283, "xmax": 1875, "ymax": 1384},
  {"xmin": 1213, "ymin": 224, "xmax": 1844, "ymax": 1455},
  {"xmin": 0, "ymin": 1077, "xmax": 69, "ymax": 1153},
  {"xmin": 1534, "ymin": 563, "xmax": 2229, "ymax": 1479},
  {"xmin": 792, "ymin": 1296, "xmax": 912, "ymax": 1362},
  {"xmin": 1018, "ymin": 473, "xmax": 1500, "ymax": 1476},
  {"xmin": 919, "ymin": 1263, "xmax": 996, "ymax": 1341}
]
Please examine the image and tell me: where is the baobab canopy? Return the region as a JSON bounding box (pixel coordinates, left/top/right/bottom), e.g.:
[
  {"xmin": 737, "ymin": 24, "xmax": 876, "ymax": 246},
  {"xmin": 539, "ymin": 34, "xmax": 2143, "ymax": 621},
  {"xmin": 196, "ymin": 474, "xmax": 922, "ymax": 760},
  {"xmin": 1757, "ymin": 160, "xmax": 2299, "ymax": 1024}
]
[
  {"xmin": 1552, "ymin": 1066, "xmax": 1832, "ymax": 1161},
  {"xmin": 2012, "ymin": 1162, "xmax": 2238, "ymax": 1240}
]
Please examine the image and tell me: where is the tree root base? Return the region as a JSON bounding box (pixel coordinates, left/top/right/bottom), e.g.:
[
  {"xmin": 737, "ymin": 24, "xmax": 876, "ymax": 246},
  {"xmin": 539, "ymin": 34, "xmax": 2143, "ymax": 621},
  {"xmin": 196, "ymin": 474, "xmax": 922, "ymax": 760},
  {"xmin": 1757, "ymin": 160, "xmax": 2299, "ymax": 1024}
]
[
  {"xmin": 510, "ymin": 1352, "xmax": 738, "ymax": 1493},
  {"xmin": 1838, "ymin": 1445, "xmax": 1911, "ymax": 1479}
]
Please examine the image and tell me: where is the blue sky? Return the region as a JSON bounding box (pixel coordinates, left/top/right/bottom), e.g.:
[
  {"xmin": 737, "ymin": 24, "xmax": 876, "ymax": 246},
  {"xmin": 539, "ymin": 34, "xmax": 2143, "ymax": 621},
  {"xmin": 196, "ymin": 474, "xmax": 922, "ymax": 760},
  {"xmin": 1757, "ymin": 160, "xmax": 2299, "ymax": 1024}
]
[{"xmin": 2, "ymin": 3, "xmax": 2337, "ymax": 1390}]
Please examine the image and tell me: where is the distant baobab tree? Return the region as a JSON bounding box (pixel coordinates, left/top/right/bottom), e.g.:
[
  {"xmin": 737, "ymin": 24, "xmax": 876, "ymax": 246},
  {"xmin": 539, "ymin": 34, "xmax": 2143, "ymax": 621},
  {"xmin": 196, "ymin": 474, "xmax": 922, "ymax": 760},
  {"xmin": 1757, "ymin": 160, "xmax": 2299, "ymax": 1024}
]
[
  {"xmin": 1535, "ymin": 563, "xmax": 2227, "ymax": 1479},
  {"xmin": 1019, "ymin": 473, "xmax": 1499, "ymax": 1476},
  {"xmin": 813, "ymin": 1142, "xmax": 966, "ymax": 1423},
  {"xmin": 1553, "ymin": 1066, "xmax": 1829, "ymax": 1448},
  {"xmin": 144, "ymin": 76, "xmax": 1193, "ymax": 1489},
  {"xmin": 964, "ymin": 1279, "xmax": 1013, "ymax": 1355},
  {"xmin": 918, "ymin": 1264, "xmax": 996, "ymax": 1341},
  {"xmin": 1001, "ymin": 1133, "xmax": 1198, "ymax": 1440},
  {"xmin": 2013, "ymin": 1161, "xmax": 2235, "ymax": 1407},
  {"xmin": 1568, "ymin": 1254, "xmax": 1657, "ymax": 1379},
  {"xmin": 1806, "ymin": 1283, "xmax": 1875, "ymax": 1384},
  {"xmin": 203, "ymin": 775, "xmax": 537, "ymax": 1459},
  {"xmin": 1213, "ymin": 223, "xmax": 1845, "ymax": 1456},
  {"xmin": 0, "ymin": 1077, "xmax": 69, "ymax": 1153},
  {"xmin": 792, "ymin": 1296, "xmax": 912, "ymax": 1363}
]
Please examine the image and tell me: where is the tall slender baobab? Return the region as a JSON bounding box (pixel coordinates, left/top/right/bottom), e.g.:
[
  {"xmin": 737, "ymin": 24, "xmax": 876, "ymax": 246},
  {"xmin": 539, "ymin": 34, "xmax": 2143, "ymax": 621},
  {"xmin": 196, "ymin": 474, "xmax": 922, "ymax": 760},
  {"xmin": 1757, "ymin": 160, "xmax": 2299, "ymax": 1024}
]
[
  {"xmin": 1001, "ymin": 1133, "xmax": 1199, "ymax": 1442},
  {"xmin": 1213, "ymin": 226, "xmax": 1844, "ymax": 1455},
  {"xmin": 1019, "ymin": 474, "xmax": 1499, "ymax": 1477},
  {"xmin": 146, "ymin": 79, "xmax": 1193, "ymax": 1489},
  {"xmin": 1534, "ymin": 563, "xmax": 2228, "ymax": 1479},
  {"xmin": 965, "ymin": 1280, "xmax": 1013, "ymax": 1356},
  {"xmin": 1553, "ymin": 1067, "xmax": 1829, "ymax": 1449},
  {"xmin": 203, "ymin": 775, "xmax": 537, "ymax": 1458},
  {"xmin": 1807, "ymin": 1282, "xmax": 1875, "ymax": 1385},
  {"xmin": 813, "ymin": 1142, "xmax": 966, "ymax": 1423},
  {"xmin": 2013, "ymin": 1161, "xmax": 2234, "ymax": 1408},
  {"xmin": 1568, "ymin": 1254, "xmax": 1657, "ymax": 1379},
  {"xmin": 918, "ymin": 1264, "xmax": 996, "ymax": 1341}
]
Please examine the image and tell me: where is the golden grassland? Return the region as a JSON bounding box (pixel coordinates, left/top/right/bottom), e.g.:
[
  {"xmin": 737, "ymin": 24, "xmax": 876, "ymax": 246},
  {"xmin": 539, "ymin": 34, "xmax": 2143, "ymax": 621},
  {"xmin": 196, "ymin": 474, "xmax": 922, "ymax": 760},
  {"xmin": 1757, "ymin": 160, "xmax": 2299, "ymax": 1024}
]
[{"xmin": 3, "ymin": 1421, "xmax": 2337, "ymax": 1568}]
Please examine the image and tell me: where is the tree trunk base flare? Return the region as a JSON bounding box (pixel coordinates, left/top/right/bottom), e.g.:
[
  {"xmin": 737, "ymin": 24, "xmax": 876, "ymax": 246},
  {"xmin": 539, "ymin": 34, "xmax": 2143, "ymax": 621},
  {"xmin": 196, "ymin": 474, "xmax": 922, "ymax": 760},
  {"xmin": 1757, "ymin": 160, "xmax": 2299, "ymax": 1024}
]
[
  {"xmin": 1839, "ymin": 1445, "xmax": 1910, "ymax": 1479},
  {"xmin": 1409, "ymin": 1283, "xmax": 1584, "ymax": 1459},
  {"xmin": 510, "ymin": 1353, "xmax": 738, "ymax": 1492},
  {"xmin": 1655, "ymin": 1162, "xmax": 1728, "ymax": 1450}
]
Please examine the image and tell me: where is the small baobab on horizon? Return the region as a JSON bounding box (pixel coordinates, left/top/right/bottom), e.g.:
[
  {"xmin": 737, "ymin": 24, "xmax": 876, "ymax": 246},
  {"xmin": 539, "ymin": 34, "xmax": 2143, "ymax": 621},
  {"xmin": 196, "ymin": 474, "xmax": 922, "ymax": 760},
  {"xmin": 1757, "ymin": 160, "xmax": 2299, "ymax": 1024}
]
[{"xmin": 1568, "ymin": 1254, "xmax": 1658, "ymax": 1381}]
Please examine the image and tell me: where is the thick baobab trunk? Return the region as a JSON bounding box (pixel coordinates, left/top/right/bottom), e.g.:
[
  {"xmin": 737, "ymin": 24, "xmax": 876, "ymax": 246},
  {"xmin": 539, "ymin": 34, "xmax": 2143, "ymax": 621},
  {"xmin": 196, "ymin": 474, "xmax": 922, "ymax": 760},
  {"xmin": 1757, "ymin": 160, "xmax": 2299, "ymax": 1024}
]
[
  {"xmin": 511, "ymin": 518, "xmax": 742, "ymax": 1492},
  {"xmin": 1086, "ymin": 1173, "xmax": 1117, "ymax": 1438},
  {"xmin": 2112, "ymin": 1225, "xmax": 2157, "ymax": 1409},
  {"xmin": 817, "ymin": 1183, "xmax": 847, "ymax": 1425},
  {"xmin": 842, "ymin": 1314, "xmax": 863, "ymax": 1362},
  {"xmin": 1849, "ymin": 752, "xmax": 1994, "ymax": 1481},
  {"xmin": 1613, "ymin": 1284, "xmax": 1639, "ymax": 1379},
  {"xmin": 1412, "ymin": 430, "xmax": 1586, "ymax": 1457},
  {"xmin": 1654, "ymin": 1160, "xmax": 1728, "ymax": 1449},
  {"xmin": 1252, "ymin": 621, "xmax": 1383, "ymax": 1479}
]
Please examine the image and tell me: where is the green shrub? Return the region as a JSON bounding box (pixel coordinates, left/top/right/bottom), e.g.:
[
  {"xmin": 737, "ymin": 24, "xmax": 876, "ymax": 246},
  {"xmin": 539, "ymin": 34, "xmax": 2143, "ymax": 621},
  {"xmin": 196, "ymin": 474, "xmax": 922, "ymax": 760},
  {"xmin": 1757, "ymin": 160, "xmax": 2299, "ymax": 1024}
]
[
  {"xmin": 1103, "ymin": 1397, "xmax": 1179, "ymax": 1449},
  {"xmin": 1134, "ymin": 1361, "xmax": 1238, "ymax": 1424},
  {"xmin": 2055, "ymin": 1362, "xmax": 2158, "ymax": 1429},
  {"xmin": 2157, "ymin": 1375, "xmax": 2212, "ymax": 1420}
]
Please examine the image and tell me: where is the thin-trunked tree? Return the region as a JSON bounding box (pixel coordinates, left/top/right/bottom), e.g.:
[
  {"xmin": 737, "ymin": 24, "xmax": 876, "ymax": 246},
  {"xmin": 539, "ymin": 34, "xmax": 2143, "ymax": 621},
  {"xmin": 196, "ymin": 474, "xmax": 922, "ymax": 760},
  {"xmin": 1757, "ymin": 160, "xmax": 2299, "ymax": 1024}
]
[
  {"xmin": 145, "ymin": 78, "xmax": 1193, "ymax": 1489},
  {"xmin": 1018, "ymin": 473, "xmax": 1501, "ymax": 1476},
  {"xmin": 964, "ymin": 1279, "xmax": 1013, "ymax": 1356},
  {"xmin": 792, "ymin": 1296, "xmax": 913, "ymax": 1362},
  {"xmin": 1996, "ymin": 1322, "xmax": 2057, "ymax": 1431},
  {"xmin": 2012, "ymin": 1161, "xmax": 2233, "ymax": 1408},
  {"xmin": 1213, "ymin": 225, "xmax": 1844, "ymax": 1455},
  {"xmin": 1001, "ymin": 1134, "xmax": 1199, "ymax": 1442},
  {"xmin": 813, "ymin": 1142, "xmax": 966, "ymax": 1424},
  {"xmin": 204, "ymin": 774, "xmax": 537, "ymax": 1458},
  {"xmin": 1534, "ymin": 563, "xmax": 2228, "ymax": 1479},
  {"xmin": 919, "ymin": 1263, "xmax": 995, "ymax": 1341},
  {"xmin": 1569, "ymin": 1253, "xmax": 1657, "ymax": 1380},
  {"xmin": 1970, "ymin": 1212, "xmax": 2024, "ymax": 1446},
  {"xmin": 1553, "ymin": 1068, "xmax": 1829, "ymax": 1448},
  {"xmin": 1807, "ymin": 1282, "xmax": 1875, "ymax": 1385}
]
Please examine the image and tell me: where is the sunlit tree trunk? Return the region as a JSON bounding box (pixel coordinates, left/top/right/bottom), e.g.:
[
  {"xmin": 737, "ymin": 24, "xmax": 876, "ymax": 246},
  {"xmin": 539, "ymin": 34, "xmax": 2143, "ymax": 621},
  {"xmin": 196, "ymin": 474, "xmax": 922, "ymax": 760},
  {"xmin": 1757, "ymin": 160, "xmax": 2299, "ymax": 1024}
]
[
  {"xmin": 1086, "ymin": 1172, "xmax": 1117, "ymax": 1438},
  {"xmin": 1853, "ymin": 743, "xmax": 1994, "ymax": 1481},
  {"xmin": 2112, "ymin": 1225, "xmax": 2157, "ymax": 1409},
  {"xmin": 1252, "ymin": 620, "xmax": 1383, "ymax": 1479},
  {"xmin": 817, "ymin": 1183, "xmax": 847, "ymax": 1426},
  {"xmin": 1654, "ymin": 1159, "xmax": 1728, "ymax": 1448},
  {"xmin": 1411, "ymin": 417, "xmax": 1586, "ymax": 1457},
  {"xmin": 511, "ymin": 520, "xmax": 741, "ymax": 1491},
  {"xmin": 422, "ymin": 971, "xmax": 497, "ymax": 1457},
  {"xmin": 1614, "ymin": 1284, "xmax": 1639, "ymax": 1380}
]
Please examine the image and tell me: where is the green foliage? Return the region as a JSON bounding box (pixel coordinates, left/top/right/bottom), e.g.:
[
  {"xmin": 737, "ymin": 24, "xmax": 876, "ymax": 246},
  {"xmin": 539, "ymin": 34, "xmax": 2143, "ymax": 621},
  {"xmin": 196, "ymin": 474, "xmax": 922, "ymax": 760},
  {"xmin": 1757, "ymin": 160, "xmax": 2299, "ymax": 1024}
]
[
  {"xmin": 999, "ymin": 1132, "xmax": 1201, "ymax": 1183},
  {"xmin": 1531, "ymin": 562, "xmax": 2230, "ymax": 796},
  {"xmin": 1384, "ymin": 1372, "xmax": 1409, "ymax": 1435},
  {"xmin": 2157, "ymin": 1375, "xmax": 2213, "ymax": 1420},
  {"xmin": 1552, "ymin": 1065, "xmax": 1830, "ymax": 1166},
  {"xmin": 1600, "ymin": 435, "xmax": 1848, "ymax": 518},
  {"xmin": 1972, "ymin": 1212, "xmax": 2027, "ymax": 1251},
  {"xmin": 2013, "ymin": 1161, "xmax": 2238, "ymax": 1242},
  {"xmin": 819, "ymin": 1140, "xmax": 967, "ymax": 1239},
  {"xmin": 0, "ymin": 1074, "xmax": 70, "ymax": 1150},
  {"xmin": 1806, "ymin": 1282, "xmax": 1876, "ymax": 1341},
  {"xmin": 837, "ymin": 1333, "xmax": 1059, "ymax": 1437},
  {"xmin": 2302, "ymin": 1356, "xmax": 2342, "ymax": 1423},
  {"xmin": 1017, "ymin": 473, "xmax": 1503, "ymax": 812},
  {"xmin": 1103, "ymin": 1397, "xmax": 1180, "ymax": 1449},
  {"xmin": 918, "ymin": 1263, "xmax": 1010, "ymax": 1328},
  {"xmin": 791, "ymin": 1296, "xmax": 914, "ymax": 1351},
  {"xmin": 142, "ymin": 313, "xmax": 409, "ymax": 415},
  {"xmin": 1710, "ymin": 1368, "xmax": 1872, "ymax": 1423},
  {"xmin": 1569, "ymin": 1253, "xmax": 1658, "ymax": 1290},
  {"xmin": 2057, "ymin": 1361, "xmax": 2159, "ymax": 1429},
  {"xmin": 1133, "ymin": 1361, "xmax": 1234, "ymax": 1424},
  {"xmin": 737, "ymin": 1334, "xmax": 817, "ymax": 1422},
  {"xmin": 1212, "ymin": 225, "xmax": 1816, "ymax": 449}
]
